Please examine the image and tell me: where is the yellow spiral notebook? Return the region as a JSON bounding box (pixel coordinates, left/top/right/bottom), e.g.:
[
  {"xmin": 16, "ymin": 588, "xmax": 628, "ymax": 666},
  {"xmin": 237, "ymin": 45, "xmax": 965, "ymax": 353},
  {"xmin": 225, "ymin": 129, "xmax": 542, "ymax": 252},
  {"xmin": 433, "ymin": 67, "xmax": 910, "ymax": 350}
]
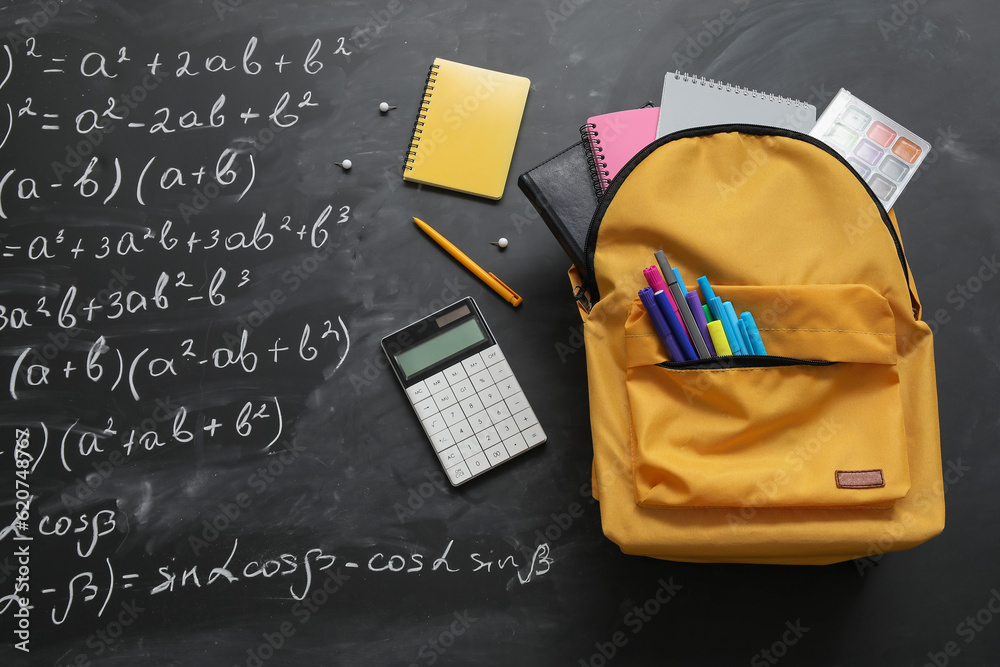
[{"xmin": 404, "ymin": 58, "xmax": 531, "ymax": 200}]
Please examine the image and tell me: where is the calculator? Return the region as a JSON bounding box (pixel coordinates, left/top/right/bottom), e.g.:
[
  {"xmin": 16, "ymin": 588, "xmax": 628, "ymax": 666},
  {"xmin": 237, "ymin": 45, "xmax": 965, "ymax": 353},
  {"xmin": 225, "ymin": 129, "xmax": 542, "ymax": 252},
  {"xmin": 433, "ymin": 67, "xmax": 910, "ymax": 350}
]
[{"xmin": 382, "ymin": 297, "xmax": 546, "ymax": 485}]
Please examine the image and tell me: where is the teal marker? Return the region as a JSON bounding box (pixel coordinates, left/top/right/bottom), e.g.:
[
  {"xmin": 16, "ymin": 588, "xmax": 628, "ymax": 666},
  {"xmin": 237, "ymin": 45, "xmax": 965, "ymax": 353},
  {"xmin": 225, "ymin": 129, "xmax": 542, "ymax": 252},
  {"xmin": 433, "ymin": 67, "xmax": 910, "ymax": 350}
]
[
  {"xmin": 697, "ymin": 276, "xmax": 716, "ymax": 303},
  {"xmin": 709, "ymin": 296, "xmax": 743, "ymax": 355},
  {"xmin": 702, "ymin": 277, "xmax": 724, "ymax": 323},
  {"xmin": 737, "ymin": 319, "xmax": 753, "ymax": 356},
  {"xmin": 672, "ymin": 268, "xmax": 688, "ymax": 294},
  {"xmin": 724, "ymin": 301, "xmax": 752, "ymax": 355},
  {"xmin": 740, "ymin": 312, "xmax": 767, "ymax": 355}
]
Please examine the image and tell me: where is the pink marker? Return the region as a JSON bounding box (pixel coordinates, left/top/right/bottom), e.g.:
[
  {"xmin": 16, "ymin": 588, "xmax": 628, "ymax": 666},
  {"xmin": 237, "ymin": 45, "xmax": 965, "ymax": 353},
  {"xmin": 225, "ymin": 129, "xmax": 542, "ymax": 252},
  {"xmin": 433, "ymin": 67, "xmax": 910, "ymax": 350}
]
[{"xmin": 643, "ymin": 266, "xmax": 688, "ymax": 337}]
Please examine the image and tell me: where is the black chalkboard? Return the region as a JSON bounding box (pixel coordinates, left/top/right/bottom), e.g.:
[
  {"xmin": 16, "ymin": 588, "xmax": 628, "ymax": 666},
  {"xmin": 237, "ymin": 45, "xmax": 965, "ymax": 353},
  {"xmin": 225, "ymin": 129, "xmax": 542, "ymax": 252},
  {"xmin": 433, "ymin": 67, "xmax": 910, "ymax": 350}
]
[{"xmin": 2, "ymin": 1, "xmax": 999, "ymax": 665}]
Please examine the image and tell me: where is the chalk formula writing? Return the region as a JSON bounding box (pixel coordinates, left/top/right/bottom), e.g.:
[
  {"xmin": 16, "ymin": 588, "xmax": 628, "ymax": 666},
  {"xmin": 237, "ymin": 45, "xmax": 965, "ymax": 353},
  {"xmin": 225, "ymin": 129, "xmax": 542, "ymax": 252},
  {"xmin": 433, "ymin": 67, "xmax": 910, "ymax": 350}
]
[
  {"xmin": 0, "ymin": 8, "xmax": 547, "ymax": 657},
  {"xmin": 0, "ymin": 539, "xmax": 551, "ymax": 629},
  {"xmin": 0, "ymin": 206, "xmax": 350, "ymax": 261}
]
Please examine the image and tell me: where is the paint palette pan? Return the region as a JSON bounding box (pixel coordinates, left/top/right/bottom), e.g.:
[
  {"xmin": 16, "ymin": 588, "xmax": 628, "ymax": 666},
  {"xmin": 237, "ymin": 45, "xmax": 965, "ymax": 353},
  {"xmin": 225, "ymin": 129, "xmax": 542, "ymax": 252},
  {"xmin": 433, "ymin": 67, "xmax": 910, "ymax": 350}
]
[{"xmin": 809, "ymin": 88, "xmax": 931, "ymax": 211}]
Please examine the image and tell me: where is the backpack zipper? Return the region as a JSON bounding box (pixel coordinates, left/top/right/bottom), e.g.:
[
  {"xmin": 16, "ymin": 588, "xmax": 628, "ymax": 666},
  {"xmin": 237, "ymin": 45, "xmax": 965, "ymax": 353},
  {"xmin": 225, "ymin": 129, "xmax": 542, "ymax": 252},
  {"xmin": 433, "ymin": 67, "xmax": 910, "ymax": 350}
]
[
  {"xmin": 656, "ymin": 355, "xmax": 835, "ymax": 370},
  {"xmin": 582, "ymin": 124, "xmax": 910, "ymax": 302}
]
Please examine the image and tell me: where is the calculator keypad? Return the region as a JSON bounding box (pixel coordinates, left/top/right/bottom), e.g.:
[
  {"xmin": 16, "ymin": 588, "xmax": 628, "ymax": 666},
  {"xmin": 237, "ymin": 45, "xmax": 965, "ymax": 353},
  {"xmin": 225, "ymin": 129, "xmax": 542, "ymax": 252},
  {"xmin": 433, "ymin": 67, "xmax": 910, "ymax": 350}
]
[{"xmin": 406, "ymin": 344, "xmax": 545, "ymax": 485}]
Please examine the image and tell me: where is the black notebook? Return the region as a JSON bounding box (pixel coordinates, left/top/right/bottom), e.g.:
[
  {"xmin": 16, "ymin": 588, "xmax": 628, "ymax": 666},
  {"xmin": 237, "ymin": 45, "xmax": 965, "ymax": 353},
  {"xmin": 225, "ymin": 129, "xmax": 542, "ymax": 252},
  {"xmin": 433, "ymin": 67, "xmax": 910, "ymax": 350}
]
[{"xmin": 517, "ymin": 141, "xmax": 599, "ymax": 277}]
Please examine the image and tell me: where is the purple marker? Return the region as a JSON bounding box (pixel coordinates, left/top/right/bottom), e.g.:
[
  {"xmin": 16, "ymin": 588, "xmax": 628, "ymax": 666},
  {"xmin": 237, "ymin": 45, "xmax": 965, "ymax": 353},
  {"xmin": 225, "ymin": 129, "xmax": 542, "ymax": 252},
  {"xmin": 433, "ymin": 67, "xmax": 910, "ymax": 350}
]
[
  {"xmin": 643, "ymin": 266, "xmax": 687, "ymax": 337},
  {"xmin": 638, "ymin": 287, "xmax": 683, "ymax": 362},
  {"xmin": 654, "ymin": 289, "xmax": 696, "ymax": 361},
  {"xmin": 685, "ymin": 290, "xmax": 716, "ymax": 356}
]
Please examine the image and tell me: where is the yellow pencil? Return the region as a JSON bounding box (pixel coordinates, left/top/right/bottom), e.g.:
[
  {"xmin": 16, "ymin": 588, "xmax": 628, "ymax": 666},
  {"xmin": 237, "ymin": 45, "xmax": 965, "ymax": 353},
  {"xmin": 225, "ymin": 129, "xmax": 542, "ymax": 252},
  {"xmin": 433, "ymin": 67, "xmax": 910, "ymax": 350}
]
[{"xmin": 413, "ymin": 217, "xmax": 522, "ymax": 307}]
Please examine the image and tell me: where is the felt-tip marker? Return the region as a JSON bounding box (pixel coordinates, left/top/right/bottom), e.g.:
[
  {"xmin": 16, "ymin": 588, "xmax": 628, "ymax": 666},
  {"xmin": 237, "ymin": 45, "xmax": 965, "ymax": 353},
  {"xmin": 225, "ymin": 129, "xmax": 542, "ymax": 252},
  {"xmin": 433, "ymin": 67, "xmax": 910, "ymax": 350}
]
[
  {"xmin": 740, "ymin": 312, "xmax": 767, "ymax": 355},
  {"xmin": 639, "ymin": 287, "xmax": 683, "ymax": 362},
  {"xmin": 697, "ymin": 276, "xmax": 717, "ymax": 303},
  {"xmin": 655, "ymin": 251, "xmax": 711, "ymax": 359},
  {"xmin": 654, "ymin": 289, "xmax": 696, "ymax": 361},
  {"xmin": 707, "ymin": 320, "xmax": 732, "ymax": 356},
  {"xmin": 724, "ymin": 301, "xmax": 752, "ymax": 355},
  {"xmin": 643, "ymin": 266, "xmax": 686, "ymax": 337},
  {"xmin": 710, "ymin": 296, "xmax": 743, "ymax": 355},
  {"xmin": 672, "ymin": 268, "xmax": 688, "ymax": 294},
  {"xmin": 685, "ymin": 290, "xmax": 716, "ymax": 356}
]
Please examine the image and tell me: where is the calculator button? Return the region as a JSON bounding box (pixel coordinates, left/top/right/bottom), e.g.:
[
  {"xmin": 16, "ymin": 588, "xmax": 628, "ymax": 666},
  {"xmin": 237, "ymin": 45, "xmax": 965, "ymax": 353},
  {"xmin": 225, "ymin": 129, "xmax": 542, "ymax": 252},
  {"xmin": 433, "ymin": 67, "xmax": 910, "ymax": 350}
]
[
  {"xmin": 465, "ymin": 452, "xmax": 490, "ymax": 474},
  {"xmin": 476, "ymin": 427, "xmax": 501, "ymax": 449},
  {"xmin": 439, "ymin": 445, "xmax": 462, "ymax": 468},
  {"xmin": 513, "ymin": 407, "xmax": 539, "ymax": 430},
  {"xmin": 503, "ymin": 433, "xmax": 528, "ymax": 456},
  {"xmin": 449, "ymin": 420, "xmax": 473, "ymax": 442},
  {"xmin": 481, "ymin": 345, "xmax": 505, "ymax": 366},
  {"xmin": 469, "ymin": 411, "xmax": 492, "ymax": 433},
  {"xmin": 405, "ymin": 380, "xmax": 430, "ymax": 403},
  {"xmin": 421, "ymin": 414, "xmax": 447, "ymax": 436},
  {"xmin": 445, "ymin": 461, "xmax": 471, "ymax": 485},
  {"xmin": 479, "ymin": 385, "xmax": 503, "ymax": 408},
  {"xmin": 484, "ymin": 443, "xmax": 510, "ymax": 465},
  {"xmin": 487, "ymin": 360, "xmax": 513, "ymax": 384},
  {"xmin": 425, "ymin": 372, "xmax": 448, "ymax": 394},
  {"xmin": 522, "ymin": 423, "xmax": 546, "ymax": 447},
  {"xmin": 505, "ymin": 392, "xmax": 528, "ymax": 414},
  {"xmin": 430, "ymin": 429, "xmax": 455, "ymax": 452},
  {"xmin": 432, "ymin": 387, "xmax": 457, "ymax": 411},
  {"xmin": 457, "ymin": 437, "xmax": 482, "ymax": 458},
  {"xmin": 451, "ymin": 379, "xmax": 475, "ymax": 399},
  {"xmin": 402, "ymin": 336, "xmax": 539, "ymax": 486},
  {"xmin": 459, "ymin": 394, "xmax": 485, "ymax": 418},
  {"xmin": 495, "ymin": 417, "xmax": 518, "ymax": 439},
  {"xmin": 443, "ymin": 362, "xmax": 468, "ymax": 384},
  {"xmin": 413, "ymin": 396, "xmax": 438, "ymax": 420},
  {"xmin": 441, "ymin": 405, "xmax": 465, "ymax": 427},
  {"xmin": 470, "ymin": 369, "xmax": 493, "ymax": 390},
  {"xmin": 497, "ymin": 377, "xmax": 521, "ymax": 399},
  {"xmin": 486, "ymin": 401, "xmax": 511, "ymax": 423},
  {"xmin": 461, "ymin": 353, "xmax": 486, "ymax": 375}
]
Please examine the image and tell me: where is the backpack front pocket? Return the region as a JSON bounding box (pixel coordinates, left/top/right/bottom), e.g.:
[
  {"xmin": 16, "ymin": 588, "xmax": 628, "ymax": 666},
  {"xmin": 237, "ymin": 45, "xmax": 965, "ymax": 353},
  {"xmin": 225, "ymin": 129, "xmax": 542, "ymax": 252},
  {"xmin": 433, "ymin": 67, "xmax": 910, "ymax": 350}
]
[{"xmin": 624, "ymin": 283, "xmax": 910, "ymax": 509}]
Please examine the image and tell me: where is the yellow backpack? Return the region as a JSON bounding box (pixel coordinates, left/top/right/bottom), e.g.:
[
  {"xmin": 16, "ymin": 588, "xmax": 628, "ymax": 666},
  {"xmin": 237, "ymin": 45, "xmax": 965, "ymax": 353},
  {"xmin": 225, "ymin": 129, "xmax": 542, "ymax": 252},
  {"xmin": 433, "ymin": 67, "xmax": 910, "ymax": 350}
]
[{"xmin": 570, "ymin": 126, "xmax": 944, "ymax": 565}]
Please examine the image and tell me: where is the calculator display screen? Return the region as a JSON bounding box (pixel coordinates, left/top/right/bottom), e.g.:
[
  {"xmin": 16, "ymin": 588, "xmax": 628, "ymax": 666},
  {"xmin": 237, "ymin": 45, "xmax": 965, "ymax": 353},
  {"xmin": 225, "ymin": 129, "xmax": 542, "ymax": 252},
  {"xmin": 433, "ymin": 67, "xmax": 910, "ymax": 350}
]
[{"xmin": 395, "ymin": 318, "xmax": 486, "ymax": 379}]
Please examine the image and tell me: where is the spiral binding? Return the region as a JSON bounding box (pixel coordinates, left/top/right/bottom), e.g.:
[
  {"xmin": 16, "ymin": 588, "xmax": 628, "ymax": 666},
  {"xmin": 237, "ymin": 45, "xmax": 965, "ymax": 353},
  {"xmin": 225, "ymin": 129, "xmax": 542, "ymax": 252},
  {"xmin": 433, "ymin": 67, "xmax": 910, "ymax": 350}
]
[
  {"xmin": 580, "ymin": 122, "xmax": 609, "ymax": 198},
  {"xmin": 671, "ymin": 71, "xmax": 808, "ymax": 107},
  {"xmin": 404, "ymin": 62, "xmax": 441, "ymax": 174}
]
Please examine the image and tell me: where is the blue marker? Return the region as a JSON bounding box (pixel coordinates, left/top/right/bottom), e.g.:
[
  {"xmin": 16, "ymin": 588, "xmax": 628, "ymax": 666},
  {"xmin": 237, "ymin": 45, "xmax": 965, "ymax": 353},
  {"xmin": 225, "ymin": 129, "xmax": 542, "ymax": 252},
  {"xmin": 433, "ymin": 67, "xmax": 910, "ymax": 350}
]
[
  {"xmin": 672, "ymin": 268, "xmax": 688, "ymax": 295},
  {"xmin": 639, "ymin": 288, "xmax": 683, "ymax": 362},
  {"xmin": 697, "ymin": 276, "xmax": 717, "ymax": 303},
  {"xmin": 737, "ymin": 319, "xmax": 753, "ymax": 356},
  {"xmin": 655, "ymin": 289, "xmax": 697, "ymax": 361},
  {"xmin": 740, "ymin": 312, "xmax": 767, "ymax": 355},
  {"xmin": 727, "ymin": 302, "xmax": 755, "ymax": 353},
  {"xmin": 709, "ymin": 296, "xmax": 743, "ymax": 355},
  {"xmin": 724, "ymin": 301, "xmax": 752, "ymax": 355}
]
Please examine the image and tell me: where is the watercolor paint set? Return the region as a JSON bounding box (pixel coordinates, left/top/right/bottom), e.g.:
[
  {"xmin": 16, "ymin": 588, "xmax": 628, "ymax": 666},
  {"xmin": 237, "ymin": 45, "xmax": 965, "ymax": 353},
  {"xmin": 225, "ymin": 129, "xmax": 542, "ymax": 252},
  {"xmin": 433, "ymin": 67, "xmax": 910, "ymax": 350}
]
[{"xmin": 809, "ymin": 88, "xmax": 930, "ymax": 210}]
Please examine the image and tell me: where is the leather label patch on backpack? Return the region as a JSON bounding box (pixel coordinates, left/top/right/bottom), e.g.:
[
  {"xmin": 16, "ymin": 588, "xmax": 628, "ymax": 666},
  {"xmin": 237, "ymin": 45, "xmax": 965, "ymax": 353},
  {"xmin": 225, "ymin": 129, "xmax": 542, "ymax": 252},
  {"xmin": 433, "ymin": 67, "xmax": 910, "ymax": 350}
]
[{"xmin": 836, "ymin": 469, "xmax": 885, "ymax": 489}]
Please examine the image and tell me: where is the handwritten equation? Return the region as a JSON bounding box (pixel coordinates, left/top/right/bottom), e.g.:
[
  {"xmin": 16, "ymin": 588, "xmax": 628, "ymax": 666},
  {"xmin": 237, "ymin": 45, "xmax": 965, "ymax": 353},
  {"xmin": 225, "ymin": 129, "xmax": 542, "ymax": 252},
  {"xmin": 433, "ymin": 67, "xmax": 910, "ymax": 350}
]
[
  {"xmin": 0, "ymin": 206, "xmax": 350, "ymax": 264},
  {"xmin": 8, "ymin": 316, "xmax": 349, "ymax": 400},
  {"xmin": 0, "ymin": 12, "xmax": 387, "ymax": 653},
  {"xmin": 0, "ymin": 35, "xmax": 351, "ymax": 211},
  {"xmin": 0, "ymin": 539, "xmax": 552, "ymax": 630},
  {"xmin": 1, "ymin": 34, "xmax": 349, "ymax": 133}
]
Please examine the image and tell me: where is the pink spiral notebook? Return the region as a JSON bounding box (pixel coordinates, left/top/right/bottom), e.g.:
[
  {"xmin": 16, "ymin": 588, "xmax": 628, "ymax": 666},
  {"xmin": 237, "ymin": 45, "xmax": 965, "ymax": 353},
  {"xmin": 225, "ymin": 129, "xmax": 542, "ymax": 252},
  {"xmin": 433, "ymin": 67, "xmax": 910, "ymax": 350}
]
[{"xmin": 581, "ymin": 106, "xmax": 660, "ymax": 194}]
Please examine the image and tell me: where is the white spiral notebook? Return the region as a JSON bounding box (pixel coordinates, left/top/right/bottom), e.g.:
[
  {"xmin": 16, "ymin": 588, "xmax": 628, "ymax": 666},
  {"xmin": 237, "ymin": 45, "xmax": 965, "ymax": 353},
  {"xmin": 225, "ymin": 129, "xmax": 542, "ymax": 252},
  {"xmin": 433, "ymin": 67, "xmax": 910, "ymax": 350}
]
[{"xmin": 656, "ymin": 72, "xmax": 816, "ymax": 138}]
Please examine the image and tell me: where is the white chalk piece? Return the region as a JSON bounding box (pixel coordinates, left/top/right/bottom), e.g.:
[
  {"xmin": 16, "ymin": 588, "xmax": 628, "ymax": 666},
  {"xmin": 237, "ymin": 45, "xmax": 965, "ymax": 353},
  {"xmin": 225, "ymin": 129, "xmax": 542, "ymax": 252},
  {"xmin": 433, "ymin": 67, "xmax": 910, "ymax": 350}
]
[
  {"xmin": 379, "ymin": 102, "xmax": 398, "ymax": 113},
  {"xmin": 335, "ymin": 159, "xmax": 352, "ymax": 170},
  {"xmin": 490, "ymin": 238, "xmax": 508, "ymax": 248}
]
